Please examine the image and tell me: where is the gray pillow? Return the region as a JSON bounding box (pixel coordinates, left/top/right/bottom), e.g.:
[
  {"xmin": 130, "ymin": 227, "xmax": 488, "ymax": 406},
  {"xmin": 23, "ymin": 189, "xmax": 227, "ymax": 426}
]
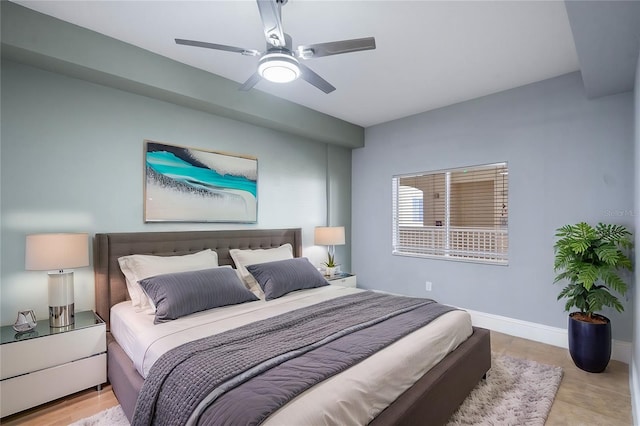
[
  {"xmin": 246, "ymin": 257, "xmax": 329, "ymax": 300},
  {"xmin": 139, "ymin": 267, "xmax": 259, "ymax": 324}
]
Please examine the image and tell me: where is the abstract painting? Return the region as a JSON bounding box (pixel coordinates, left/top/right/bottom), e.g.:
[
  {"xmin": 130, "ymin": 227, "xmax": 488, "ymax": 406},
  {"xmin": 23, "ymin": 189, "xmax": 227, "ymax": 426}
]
[{"xmin": 144, "ymin": 141, "xmax": 258, "ymax": 222}]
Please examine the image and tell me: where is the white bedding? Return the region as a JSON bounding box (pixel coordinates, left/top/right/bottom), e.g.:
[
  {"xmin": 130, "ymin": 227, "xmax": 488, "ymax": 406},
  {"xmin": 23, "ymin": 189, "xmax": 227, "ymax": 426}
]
[{"xmin": 110, "ymin": 285, "xmax": 472, "ymax": 425}]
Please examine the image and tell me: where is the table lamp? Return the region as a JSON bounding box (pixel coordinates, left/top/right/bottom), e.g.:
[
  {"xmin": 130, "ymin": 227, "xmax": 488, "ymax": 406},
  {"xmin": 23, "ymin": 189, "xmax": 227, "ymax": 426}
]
[
  {"xmin": 314, "ymin": 226, "xmax": 345, "ymax": 276},
  {"xmin": 25, "ymin": 233, "xmax": 89, "ymax": 327}
]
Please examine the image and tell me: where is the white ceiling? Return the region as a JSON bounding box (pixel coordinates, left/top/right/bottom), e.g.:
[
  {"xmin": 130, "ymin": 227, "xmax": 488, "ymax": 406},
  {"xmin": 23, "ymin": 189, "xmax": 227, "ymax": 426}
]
[{"xmin": 13, "ymin": 0, "xmax": 580, "ymax": 127}]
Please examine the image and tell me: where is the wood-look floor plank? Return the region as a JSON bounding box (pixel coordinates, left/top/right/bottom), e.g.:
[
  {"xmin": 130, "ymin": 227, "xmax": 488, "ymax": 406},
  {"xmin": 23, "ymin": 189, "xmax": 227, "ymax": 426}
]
[
  {"xmin": 492, "ymin": 331, "xmax": 632, "ymax": 426},
  {"xmin": 1, "ymin": 385, "xmax": 119, "ymax": 426}
]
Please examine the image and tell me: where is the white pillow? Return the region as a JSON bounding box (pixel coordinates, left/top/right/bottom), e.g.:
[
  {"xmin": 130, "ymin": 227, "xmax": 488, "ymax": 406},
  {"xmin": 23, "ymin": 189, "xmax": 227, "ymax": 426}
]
[
  {"xmin": 118, "ymin": 249, "xmax": 219, "ymax": 310},
  {"xmin": 229, "ymin": 244, "xmax": 293, "ymax": 299}
]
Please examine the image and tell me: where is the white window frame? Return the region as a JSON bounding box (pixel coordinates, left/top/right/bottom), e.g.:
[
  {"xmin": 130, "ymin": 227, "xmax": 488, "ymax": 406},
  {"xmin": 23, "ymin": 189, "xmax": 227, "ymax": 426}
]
[{"xmin": 392, "ymin": 162, "xmax": 508, "ymax": 265}]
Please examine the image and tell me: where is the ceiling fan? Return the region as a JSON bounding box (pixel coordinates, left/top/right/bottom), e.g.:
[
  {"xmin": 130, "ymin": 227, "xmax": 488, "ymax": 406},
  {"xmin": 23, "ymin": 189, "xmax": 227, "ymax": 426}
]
[{"xmin": 175, "ymin": 0, "xmax": 376, "ymax": 94}]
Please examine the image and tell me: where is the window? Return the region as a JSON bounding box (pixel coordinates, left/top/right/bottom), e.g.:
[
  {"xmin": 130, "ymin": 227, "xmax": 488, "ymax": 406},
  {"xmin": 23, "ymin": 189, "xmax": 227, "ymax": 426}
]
[{"xmin": 392, "ymin": 162, "xmax": 508, "ymax": 264}]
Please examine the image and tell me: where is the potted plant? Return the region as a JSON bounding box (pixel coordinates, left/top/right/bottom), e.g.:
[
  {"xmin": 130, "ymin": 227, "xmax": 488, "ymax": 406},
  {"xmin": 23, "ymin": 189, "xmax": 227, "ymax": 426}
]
[
  {"xmin": 322, "ymin": 253, "xmax": 339, "ymax": 277},
  {"xmin": 553, "ymin": 222, "xmax": 633, "ymax": 372}
]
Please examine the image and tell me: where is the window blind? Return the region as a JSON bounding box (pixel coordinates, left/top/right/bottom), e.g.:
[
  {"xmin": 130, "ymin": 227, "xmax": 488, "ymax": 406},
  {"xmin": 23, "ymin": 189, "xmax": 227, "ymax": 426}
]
[{"xmin": 392, "ymin": 162, "xmax": 508, "ymax": 264}]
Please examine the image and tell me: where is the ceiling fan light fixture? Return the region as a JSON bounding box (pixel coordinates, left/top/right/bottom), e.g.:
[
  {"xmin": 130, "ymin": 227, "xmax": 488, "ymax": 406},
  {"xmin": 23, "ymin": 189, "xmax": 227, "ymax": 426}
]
[{"xmin": 258, "ymin": 53, "xmax": 300, "ymax": 83}]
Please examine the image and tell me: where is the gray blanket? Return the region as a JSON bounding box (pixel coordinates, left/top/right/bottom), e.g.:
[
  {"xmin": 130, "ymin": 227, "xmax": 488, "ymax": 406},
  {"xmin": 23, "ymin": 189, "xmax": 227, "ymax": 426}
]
[{"xmin": 132, "ymin": 291, "xmax": 456, "ymax": 426}]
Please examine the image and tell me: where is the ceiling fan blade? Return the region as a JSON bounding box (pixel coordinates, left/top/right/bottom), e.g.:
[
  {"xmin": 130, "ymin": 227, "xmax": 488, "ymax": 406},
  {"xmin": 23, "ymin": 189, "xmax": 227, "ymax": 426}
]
[
  {"xmin": 175, "ymin": 39, "xmax": 260, "ymax": 56},
  {"xmin": 298, "ymin": 63, "xmax": 335, "ymax": 94},
  {"xmin": 297, "ymin": 37, "xmax": 376, "ymax": 59},
  {"xmin": 238, "ymin": 72, "xmax": 262, "ymax": 91},
  {"xmin": 256, "ymin": 0, "xmax": 286, "ymax": 48}
]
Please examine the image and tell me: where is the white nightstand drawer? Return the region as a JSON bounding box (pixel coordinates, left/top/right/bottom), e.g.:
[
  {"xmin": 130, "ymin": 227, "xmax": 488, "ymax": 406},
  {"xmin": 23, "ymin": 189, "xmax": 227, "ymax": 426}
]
[
  {"xmin": 0, "ymin": 324, "xmax": 106, "ymax": 380},
  {"xmin": 0, "ymin": 311, "xmax": 106, "ymax": 417},
  {"xmin": 328, "ymin": 274, "xmax": 357, "ymax": 288},
  {"xmin": 0, "ymin": 353, "xmax": 106, "ymax": 417}
]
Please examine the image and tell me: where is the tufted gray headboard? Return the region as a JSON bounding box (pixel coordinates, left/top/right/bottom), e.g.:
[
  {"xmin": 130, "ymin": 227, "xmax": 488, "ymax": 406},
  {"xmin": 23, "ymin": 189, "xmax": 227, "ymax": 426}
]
[{"xmin": 94, "ymin": 228, "xmax": 302, "ymax": 329}]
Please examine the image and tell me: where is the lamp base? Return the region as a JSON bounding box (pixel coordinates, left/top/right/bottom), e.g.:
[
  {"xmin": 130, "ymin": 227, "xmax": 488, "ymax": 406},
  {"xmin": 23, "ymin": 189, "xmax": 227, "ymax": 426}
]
[
  {"xmin": 48, "ymin": 271, "xmax": 75, "ymax": 328},
  {"xmin": 50, "ymin": 303, "xmax": 74, "ymax": 328}
]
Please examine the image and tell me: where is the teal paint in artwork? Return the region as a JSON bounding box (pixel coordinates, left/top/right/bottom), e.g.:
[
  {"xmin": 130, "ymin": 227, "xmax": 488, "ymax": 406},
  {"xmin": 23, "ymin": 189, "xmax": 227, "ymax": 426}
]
[{"xmin": 147, "ymin": 151, "xmax": 257, "ymax": 197}]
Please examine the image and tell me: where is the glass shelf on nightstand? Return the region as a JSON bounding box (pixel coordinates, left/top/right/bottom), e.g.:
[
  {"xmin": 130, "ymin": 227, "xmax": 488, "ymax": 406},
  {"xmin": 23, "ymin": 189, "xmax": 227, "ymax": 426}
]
[
  {"xmin": 1, "ymin": 310, "xmax": 103, "ymax": 345},
  {"xmin": 325, "ymin": 272, "xmax": 353, "ymax": 280}
]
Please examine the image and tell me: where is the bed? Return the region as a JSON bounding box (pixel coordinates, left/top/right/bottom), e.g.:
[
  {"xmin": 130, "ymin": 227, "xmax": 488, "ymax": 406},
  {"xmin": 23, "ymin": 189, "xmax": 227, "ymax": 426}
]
[{"xmin": 94, "ymin": 228, "xmax": 491, "ymax": 425}]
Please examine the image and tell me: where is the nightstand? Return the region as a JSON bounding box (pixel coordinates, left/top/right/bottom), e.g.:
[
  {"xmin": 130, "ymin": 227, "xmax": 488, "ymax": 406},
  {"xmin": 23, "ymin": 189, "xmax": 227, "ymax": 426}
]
[
  {"xmin": 0, "ymin": 310, "xmax": 106, "ymax": 417},
  {"xmin": 326, "ymin": 272, "xmax": 357, "ymax": 288}
]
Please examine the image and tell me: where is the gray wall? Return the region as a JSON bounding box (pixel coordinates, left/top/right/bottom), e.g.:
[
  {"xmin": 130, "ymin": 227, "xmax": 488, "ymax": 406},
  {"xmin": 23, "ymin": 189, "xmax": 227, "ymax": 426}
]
[
  {"xmin": 632, "ymin": 46, "xmax": 640, "ymax": 424},
  {"xmin": 0, "ymin": 60, "xmax": 351, "ymax": 326},
  {"xmin": 353, "ymin": 71, "xmax": 634, "ymax": 341},
  {"xmin": 328, "ymin": 144, "xmax": 353, "ymax": 271}
]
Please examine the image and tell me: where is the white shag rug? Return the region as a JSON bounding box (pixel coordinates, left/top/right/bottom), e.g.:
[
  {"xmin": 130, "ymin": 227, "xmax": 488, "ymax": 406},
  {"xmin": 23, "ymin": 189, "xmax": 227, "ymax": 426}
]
[
  {"xmin": 70, "ymin": 353, "xmax": 562, "ymax": 426},
  {"xmin": 447, "ymin": 353, "xmax": 563, "ymax": 425},
  {"xmin": 70, "ymin": 405, "xmax": 128, "ymax": 426}
]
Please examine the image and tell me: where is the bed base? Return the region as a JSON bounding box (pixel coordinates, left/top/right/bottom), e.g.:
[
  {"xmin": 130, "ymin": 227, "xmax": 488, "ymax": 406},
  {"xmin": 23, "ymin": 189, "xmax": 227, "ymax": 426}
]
[
  {"xmin": 370, "ymin": 326, "xmax": 490, "ymax": 425},
  {"xmin": 107, "ymin": 327, "xmax": 490, "ymax": 424},
  {"xmin": 94, "ymin": 229, "xmax": 491, "ymax": 425}
]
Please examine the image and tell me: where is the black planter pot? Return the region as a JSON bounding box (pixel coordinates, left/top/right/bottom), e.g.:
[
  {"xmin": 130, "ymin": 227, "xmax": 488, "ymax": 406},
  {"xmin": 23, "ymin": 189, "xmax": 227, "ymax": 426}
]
[{"xmin": 568, "ymin": 313, "xmax": 611, "ymax": 373}]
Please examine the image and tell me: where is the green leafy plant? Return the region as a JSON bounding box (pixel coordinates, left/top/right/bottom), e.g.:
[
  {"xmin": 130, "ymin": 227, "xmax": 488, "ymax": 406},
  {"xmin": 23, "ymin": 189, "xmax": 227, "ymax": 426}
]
[
  {"xmin": 323, "ymin": 252, "xmax": 337, "ymax": 268},
  {"xmin": 553, "ymin": 222, "xmax": 633, "ymax": 319}
]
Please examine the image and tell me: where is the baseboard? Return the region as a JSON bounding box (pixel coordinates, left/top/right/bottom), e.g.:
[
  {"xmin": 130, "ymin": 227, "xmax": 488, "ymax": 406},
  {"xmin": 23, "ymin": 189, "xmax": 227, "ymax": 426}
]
[
  {"xmin": 463, "ymin": 308, "xmax": 631, "ymax": 364},
  {"xmin": 631, "ymin": 358, "xmax": 640, "ymax": 426}
]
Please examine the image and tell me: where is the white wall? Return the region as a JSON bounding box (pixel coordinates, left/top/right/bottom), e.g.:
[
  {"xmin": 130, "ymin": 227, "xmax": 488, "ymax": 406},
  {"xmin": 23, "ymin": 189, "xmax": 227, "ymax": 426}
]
[
  {"xmin": 353, "ymin": 71, "xmax": 635, "ymax": 341},
  {"xmin": 0, "ymin": 60, "xmax": 351, "ymax": 325}
]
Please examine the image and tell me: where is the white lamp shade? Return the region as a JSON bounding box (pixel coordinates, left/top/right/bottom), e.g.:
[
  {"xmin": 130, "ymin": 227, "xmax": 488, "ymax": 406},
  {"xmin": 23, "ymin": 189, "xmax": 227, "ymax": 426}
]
[
  {"xmin": 314, "ymin": 226, "xmax": 346, "ymax": 246},
  {"xmin": 25, "ymin": 233, "xmax": 89, "ymax": 271}
]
